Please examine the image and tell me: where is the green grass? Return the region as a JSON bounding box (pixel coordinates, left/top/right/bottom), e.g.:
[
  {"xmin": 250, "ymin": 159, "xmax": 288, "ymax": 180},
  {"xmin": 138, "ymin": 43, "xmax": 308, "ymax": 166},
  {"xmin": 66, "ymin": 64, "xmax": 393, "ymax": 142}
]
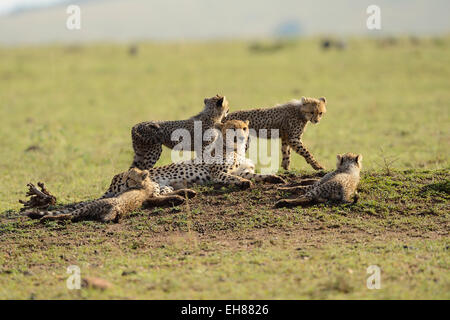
[
  {"xmin": 1, "ymin": 237, "xmax": 448, "ymax": 299},
  {"xmin": 0, "ymin": 169, "xmax": 448, "ymax": 299},
  {"xmin": 0, "ymin": 37, "xmax": 449, "ymax": 299}
]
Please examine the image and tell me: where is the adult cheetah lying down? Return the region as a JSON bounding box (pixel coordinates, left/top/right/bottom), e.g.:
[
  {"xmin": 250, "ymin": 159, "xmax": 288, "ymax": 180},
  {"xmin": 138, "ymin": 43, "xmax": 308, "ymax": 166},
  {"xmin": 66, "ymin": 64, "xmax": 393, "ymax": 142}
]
[
  {"xmin": 109, "ymin": 120, "xmax": 285, "ymax": 193},
  {"xmin": 131, "ymin": 94, "xmax": 229, "ymax": 170},
  {"xmin": 24, "ymin": 168, "xmax": 195, "ymax": 222},
  {"xmin": 224, "ymin": 96, "xmax": 327, "ymax": 171},
  {"xmin": 275, "ymin": 153, "xmax": 362, "ymax": 208}
]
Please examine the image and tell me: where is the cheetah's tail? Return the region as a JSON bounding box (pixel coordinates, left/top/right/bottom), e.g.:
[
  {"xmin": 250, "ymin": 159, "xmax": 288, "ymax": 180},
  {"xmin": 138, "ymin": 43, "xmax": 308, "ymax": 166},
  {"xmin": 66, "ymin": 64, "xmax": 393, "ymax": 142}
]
[{"xmin": 22, "ymin": 200, "xmax": 94, "ymax": 220}]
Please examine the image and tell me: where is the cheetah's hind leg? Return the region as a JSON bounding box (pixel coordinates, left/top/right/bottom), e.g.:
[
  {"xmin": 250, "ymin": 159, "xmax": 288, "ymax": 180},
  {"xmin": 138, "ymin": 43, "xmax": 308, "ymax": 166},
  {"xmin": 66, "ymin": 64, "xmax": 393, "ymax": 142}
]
[
  {"xmin": 277, "ymin": 178, "xmax": 319, "ymax": 191},
  {"xmin": 39, "ymin": 213, "xmax": 72, "ymax": 223},
  {"xmin": 275, "ymin": 196, "xmax": 313, "ymax": 208},
  {"xmin": 298, "ymin": 178, "xmax": 320, "ymax": 185},
  {"xmin": 281, "ymin": 138, "xmax": 291, "ymax": 170},
  {"xmin": 277, "ymin": 185, "xmax": 309, "ymax": 193},
  {"xmin": 131, "ymin": 143, "xmax": 163, "ymax": 170},
  {"xmin": 22, "ymin": 209, "xmax": 46, "ymax": 219},
  {"xmin": 131, "ymin": 122, "xmax": 163, "ymax": 170}
]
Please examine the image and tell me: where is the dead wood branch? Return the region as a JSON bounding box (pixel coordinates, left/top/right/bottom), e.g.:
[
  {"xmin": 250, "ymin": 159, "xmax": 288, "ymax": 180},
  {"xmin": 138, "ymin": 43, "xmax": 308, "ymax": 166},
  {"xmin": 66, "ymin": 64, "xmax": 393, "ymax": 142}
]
[{"xmin": 19, "ymin": 182, "xmax": 57, "ymax": 212}]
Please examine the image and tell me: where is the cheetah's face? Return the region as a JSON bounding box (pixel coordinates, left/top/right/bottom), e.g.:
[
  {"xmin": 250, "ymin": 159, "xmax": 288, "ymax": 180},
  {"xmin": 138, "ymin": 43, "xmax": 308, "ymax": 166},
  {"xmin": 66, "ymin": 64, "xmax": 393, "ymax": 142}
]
[
  {"xmin": 222, "ymin": 120, "xmax": 250, "ymax": 154},
  {"xmin": 126, "ymin": 168, "xmax": 150, "ymax": 188},
  {"xmin": 336, "ymin": 153, "xmax": 363, "ymax": 170},
  {"xmin": 301, "ymin": 97, "xmax": 327, "ymax": 124},
  {"xmin": 203, "ymin": 94, "xmax": 230, "ymax": 121}
]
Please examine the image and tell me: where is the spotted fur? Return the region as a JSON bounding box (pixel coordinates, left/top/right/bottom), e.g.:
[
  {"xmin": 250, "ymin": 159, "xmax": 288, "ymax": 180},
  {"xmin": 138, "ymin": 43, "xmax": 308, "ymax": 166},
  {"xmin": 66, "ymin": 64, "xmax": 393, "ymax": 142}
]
[
  {"xmin": 275, "ymin": 153, "xmax": 362, "ymax": 207},
  {"xmin": 131, "ymin": 95, "xmax": 229, "ymax": 170},
  {"xmin": 25, "ymin": 169, "xmax": 154, "ymax": 222},
  {"xmin": 26, "ymin": 169, "xmax": 194, "ymax": 222},
  {"xmin": 109, "ymin": 120, "xmax": 285, "ymax": 194},
  {"xmin": 224, "ymin": 96, "xmax": 327, "ymax": 170}
]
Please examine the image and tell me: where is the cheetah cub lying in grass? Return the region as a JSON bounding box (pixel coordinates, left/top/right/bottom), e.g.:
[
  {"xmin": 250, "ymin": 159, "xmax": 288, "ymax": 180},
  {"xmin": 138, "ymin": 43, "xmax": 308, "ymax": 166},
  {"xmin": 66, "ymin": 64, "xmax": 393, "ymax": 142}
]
[
  {"xmin": 131, "ymin": 94, "xmax": 229, "ymax": 170},
  {"xmin": 25, "ymin": 168, "xmax": 194, "ymax": 222},
  {"xmin": 275, "ymin": 153, "xmax": 362, "ymax": 208},
  {"xmin": 224, "ymin": 96, "xmax": 327, "ymax": 171},
  {"xmin": 111, "ymin": 120, "xmax": 285, "ymax": 192}
]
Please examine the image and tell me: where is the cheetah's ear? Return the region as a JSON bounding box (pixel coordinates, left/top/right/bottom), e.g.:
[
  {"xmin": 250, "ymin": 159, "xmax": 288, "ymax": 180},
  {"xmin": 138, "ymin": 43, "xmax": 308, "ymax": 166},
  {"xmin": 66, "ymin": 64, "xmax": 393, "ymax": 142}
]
[
  {"xmin": 336, "ymin": 154, "xmax": 343, "ymax": 167},
  {"xmin": 356, "ymin": 154, "xmax": 363, "ymax": 163},
  {"xmin": 216, "ymin": 96, "xmax": 225, "ymax": 107},
  {"xmin": 319, "ymin": 97, "xmax": 327, "ymax": 104},
  {"xmin": 245, "ymin": 120, "xmax": 250, "ymax": 126},
  {"xmin": 300, "ymin": 96, "xmax": 306, "ymax": 104}
]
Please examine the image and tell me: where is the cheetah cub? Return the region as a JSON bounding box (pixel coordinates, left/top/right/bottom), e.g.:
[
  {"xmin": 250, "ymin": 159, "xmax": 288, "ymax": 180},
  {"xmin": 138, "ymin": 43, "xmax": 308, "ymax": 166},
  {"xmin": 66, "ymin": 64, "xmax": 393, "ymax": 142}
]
[
  {"xmin": 131, "ymin": 94, "xmax": 229, "ymax": 170},
  {"xmin": 224, "ymin": 97, "xmax": 327, "ymax": 171},
  {"xmin": 25, "ymin": 168, "xmax": 192, "ymax": 222},
  {"xmin": 275, "ymin": 153, "xmax": 362, "ymax": 208}
]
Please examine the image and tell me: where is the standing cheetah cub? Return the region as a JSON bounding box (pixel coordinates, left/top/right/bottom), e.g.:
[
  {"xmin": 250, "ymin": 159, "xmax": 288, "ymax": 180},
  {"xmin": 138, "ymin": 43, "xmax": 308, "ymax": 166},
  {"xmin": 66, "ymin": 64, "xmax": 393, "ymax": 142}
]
[
  {"xmin": 131, "ymin": 94, "xmax": 229, "ymax": 170},
  {"xmin": 275, "ymin": 153, "xmax": 362, "ymax": 208},
  {"xmin": 224, "ymin": 96, "xmax": 327, "ymax": 170}
]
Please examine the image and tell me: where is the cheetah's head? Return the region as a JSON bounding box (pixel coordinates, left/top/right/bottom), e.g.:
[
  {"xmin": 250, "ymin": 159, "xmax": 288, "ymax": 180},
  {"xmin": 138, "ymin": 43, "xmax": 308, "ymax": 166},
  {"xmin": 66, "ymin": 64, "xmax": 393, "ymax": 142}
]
[
  {"xmin": 222, "ymin": 119, "xmax": 250, "ymax": 154},
  {"xmin": 203, "ymin": 94, "xmax": 230, "ymax": 121},
  {"xmin": 300, "ymin": 96, "xmax": 327, "ymax": 124},
  {"xmin": 126, "ymin": 168, "xmax": 151, "ymax": 189},
  {"xmin": 336, "ymin": 153, "xmax": 363, "ymax": 171}
]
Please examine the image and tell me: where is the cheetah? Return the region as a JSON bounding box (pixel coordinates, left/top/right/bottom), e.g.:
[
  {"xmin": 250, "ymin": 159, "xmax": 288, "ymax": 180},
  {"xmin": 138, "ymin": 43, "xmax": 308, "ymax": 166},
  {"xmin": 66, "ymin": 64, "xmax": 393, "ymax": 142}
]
[
  {"xmin": 102, "ymin": 168, "xmax": 197, "ymax": 200},
  {"xmin": 131, "ymin": 94, "xmax": 229, "ymax": 170},
  {"xmin": 224, "ymin": 96, "xmax": 327, "ymax": 171},
  {"xmin": 109, "ymin": 120, "xmax": 285, "ymax": 193},
  {"xmin": 275, "ymin": 153, "xmax": 362, "ymax": 208},
  {"xmin": 230, "ymin": 157, "xmax": 255, "ymax": 176},
  {"xmin": 25, "ymin": 168, "xmax": 195, "ymax": 222}
]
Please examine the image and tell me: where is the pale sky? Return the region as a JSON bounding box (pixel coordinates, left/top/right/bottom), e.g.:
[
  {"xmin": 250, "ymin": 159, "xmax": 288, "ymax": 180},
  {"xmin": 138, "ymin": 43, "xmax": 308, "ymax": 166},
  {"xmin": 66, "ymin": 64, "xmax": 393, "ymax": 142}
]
[
  {"xmin": 0, "ymin": 0, "xmax": 449, "ymax": 45},
  {"xmin": 0, "ymin": 0, "xmax": 69, "ymax": 16}
]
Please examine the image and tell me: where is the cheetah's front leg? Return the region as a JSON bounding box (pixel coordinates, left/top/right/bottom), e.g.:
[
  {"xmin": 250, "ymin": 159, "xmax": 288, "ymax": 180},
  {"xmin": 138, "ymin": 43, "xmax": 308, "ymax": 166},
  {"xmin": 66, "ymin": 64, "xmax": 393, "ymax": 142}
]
[
  {"xmin": 166, "ymin": 189, "xmax": 197, "ymax": 199},
  {"xmin": 144, "ymin": 195, "xmax": 187, "ymax": 207},
  {"xmin": 288, "ymin": 138, "xmax": 325, "ymax": 171},
  {"xmin": 212, "ymin": 172, "xmax": 253, "ymax": 189},
  {"xmin": 158, "ymin": 185, "xmax": 197, "ymax": 199},
  {"xmin": 239, "ymin": 172, "xmax": 286, "ymax": 184}
]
